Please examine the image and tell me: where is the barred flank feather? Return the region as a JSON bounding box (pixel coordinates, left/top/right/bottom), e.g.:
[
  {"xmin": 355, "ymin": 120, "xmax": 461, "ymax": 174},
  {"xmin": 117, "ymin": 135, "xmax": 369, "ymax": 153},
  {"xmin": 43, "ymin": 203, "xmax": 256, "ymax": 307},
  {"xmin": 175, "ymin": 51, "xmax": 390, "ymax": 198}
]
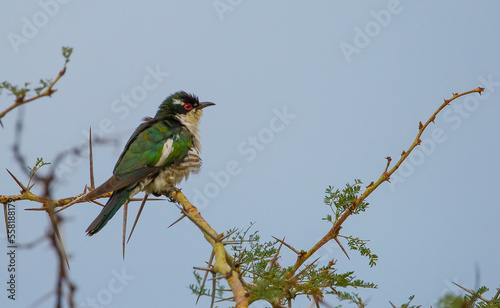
[{"xmin": 84, "ymin": 92, "xmax": 214, "ymax": 235}]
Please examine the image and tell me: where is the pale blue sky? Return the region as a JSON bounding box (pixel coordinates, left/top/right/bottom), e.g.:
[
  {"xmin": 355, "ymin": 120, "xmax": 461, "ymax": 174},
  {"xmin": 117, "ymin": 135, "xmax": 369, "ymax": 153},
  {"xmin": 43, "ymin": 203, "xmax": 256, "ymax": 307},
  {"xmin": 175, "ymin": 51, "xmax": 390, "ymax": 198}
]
[{"xmin": 1, "ymin": 1, "xmax": 500, "ymax": 307}]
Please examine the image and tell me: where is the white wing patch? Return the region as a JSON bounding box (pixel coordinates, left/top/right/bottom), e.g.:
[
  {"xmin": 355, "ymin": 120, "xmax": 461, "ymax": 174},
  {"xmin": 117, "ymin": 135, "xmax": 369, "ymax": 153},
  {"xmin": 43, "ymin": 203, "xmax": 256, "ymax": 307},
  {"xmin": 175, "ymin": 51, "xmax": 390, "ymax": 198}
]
[{"xmin": 155, "ymin": 139, "xmax": 174, "ymax": 166}]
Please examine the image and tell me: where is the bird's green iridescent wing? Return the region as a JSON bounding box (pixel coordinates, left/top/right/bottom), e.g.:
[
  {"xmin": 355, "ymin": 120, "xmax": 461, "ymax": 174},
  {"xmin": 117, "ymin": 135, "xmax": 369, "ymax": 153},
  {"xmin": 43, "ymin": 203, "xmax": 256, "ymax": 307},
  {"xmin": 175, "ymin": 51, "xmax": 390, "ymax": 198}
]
[{"xmin": 113, "ymin": 119, "xmax": 193, "ymax": 175}]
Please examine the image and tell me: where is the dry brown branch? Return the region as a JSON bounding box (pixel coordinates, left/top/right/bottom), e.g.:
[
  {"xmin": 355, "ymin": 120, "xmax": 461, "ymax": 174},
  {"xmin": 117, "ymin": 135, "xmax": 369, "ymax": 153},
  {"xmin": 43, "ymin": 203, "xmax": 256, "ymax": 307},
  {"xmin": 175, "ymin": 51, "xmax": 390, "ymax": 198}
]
[
  {"xmin": 169, "ymin": 189, "xmax": 249, "ymax": 308},
  {"xmin": 272, "ymin": 236, "xmax": 301, "ymax": 255},
  {"xmin": 0, "ymin": 47, "xmax": 72, "ymax": 122},
  {"xmin": 453, "ymin": 282, "xmax": 491, "ymax": 303},
  {"xmin": 0, "ymin": 85, "xmax": 489, "ymax": 307},
  {"xmin": 284, "ymin": 86, "xmax": 485, "ymax": 284},
  {"xmin": 0, "ymin": 126, "xmax": 150, "ymax": 211}
]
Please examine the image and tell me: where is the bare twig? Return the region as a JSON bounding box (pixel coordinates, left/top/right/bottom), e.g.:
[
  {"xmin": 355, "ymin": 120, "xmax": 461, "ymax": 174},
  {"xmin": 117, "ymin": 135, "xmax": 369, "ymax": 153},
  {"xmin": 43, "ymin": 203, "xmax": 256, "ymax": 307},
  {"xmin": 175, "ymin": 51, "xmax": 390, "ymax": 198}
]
[
  {"xmin": 220, "ymin": 229, "xmax": 237, "ymax": 241},
  {"xmin": 196, "ymin": 251, "xmax": 215, "ymax": 304},
  {"xmin": 4, "ymin": 95, "xmax": 77, "ymax": 307},
  {"xmin": 493, "ymin": 287, "xmax": 500, "ymax": 300},
  {"xmin": 272, "ymin": 236, "xmax": 301, "ymax": 255},
  {"xmin": 293, "ymin": 257, "xmax": 320, "ymax": 281},
  {"xmin": 0, "ymin": 47, "xmax": 71, "ymax": 121},
  {"xmin": 453, "ymin": 282, "xmax": 491, "ymax": 303},
  {"xmin": 268, "ymin": 237, "xmax": 284, "ymax": 272},
  {"xmin": 210, "ymin": 269, "xmax": 217, "ymax": 308},
  {"xmin": 46, "ymin": 204, "xmax": 70, "ymax": 269}
]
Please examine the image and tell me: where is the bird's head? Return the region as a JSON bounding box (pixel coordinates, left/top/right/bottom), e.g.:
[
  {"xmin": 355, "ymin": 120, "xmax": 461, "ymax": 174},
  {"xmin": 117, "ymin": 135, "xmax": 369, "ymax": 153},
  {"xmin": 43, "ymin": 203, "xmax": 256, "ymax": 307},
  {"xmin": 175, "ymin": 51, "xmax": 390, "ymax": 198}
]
[{"xmin": 155, "ymin": 91, "xmax": 215, "ymax": 124}]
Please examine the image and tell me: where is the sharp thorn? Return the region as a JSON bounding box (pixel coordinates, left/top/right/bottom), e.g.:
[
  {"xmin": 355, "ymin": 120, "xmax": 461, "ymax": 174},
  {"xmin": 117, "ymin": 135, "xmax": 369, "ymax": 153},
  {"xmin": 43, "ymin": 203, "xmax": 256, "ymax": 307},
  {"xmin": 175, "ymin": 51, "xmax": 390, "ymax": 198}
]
[
  {"xmin": 6, "ymin": 169, "xmax": 28, "ymax": 192},
  {"xmin": 127, "ymin": 194, "xmax": 148, "ymax": 244},
  {"xmin": 196, "ymin": 251, "xmax": 215, "ymax": 304},
  {"xmin": 168, "ymin": 214, "xmax": 187, "ymax": 229},
  {"xmin": 268, "ymin": 236, "xmax": 284, "ymax": 272},
  {"xmin": 90, "ymin": 200, "xmax": 106, "ymax": 207},
  {"xmin": 48, "ymin": 209, "xmax": 70, "ymax": 269},
  {"xmin": 25, "ymin": 207, "xmax": 47, "ymax": 211},
  {"xmin": 220, "ymin": 229, "xmax": 237, "ymax": 241},
  {"xmin": 89, "ymin": 127, "xmax": 95, "ymax": 189},
  {"xmin": 452, "ymin": 282, "xmax": 491, "ymax": 303},
  {"xmin": 334, "ymin": 237, "xmax": 350, "ymax": 260},
  {"xmin": 294, "ymin": 257, "xmax": 321, "ymax": 280},
  {"xmin": 193, "ymin": 267, "xmax": 214, "ymax": 272},
  {"xmin": 272, "ymin": 236, "xmax": 300, "ymax": 255},
  {"xmin": 122, "ymin": 201, "xmax": 128, "ymax": 260}
]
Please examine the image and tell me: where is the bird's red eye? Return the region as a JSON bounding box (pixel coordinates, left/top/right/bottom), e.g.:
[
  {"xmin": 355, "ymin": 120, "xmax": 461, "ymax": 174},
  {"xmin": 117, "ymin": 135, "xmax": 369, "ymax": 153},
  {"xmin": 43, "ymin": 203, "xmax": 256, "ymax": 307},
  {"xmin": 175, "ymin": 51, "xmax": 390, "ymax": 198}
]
[{"xmin": 184, "ymin": 103, "xmax": 193, "ymax": 111}]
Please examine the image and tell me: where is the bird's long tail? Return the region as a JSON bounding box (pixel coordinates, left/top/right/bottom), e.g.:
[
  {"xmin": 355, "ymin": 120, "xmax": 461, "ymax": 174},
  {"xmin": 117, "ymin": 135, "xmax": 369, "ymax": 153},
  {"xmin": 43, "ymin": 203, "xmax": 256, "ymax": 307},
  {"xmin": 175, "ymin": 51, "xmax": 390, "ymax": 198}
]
[{"xmin": 86, "ymin": 186, "xmax": 135, "ymax": 236}]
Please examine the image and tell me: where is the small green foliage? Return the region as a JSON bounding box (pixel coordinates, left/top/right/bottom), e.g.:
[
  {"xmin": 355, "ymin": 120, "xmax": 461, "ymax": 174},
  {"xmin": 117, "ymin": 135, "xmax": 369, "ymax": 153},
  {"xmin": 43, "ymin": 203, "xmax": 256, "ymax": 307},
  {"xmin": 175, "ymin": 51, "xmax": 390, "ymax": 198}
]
[
  {"xmin": 27, "ymin": 157, "xmax": 51, "ymax": 188},
  {"xmin": 0, "ymin": 81, "xmax": 30, "ymax": 97},
  {"xmin": 191, "ymin": 223, "xmax": 376, "ymax": 306},
  {"xmin": 328, "ymin": 290, "xmax": 367, "ymax": 307},
  {"xmin": 341, "ymin": 235, "xmax": 378, "ymax": 267},
  {"xmin": 229, "ymin": 223, "xmax": 283, "ymax": 304},
  {"xmin": 188, "ymin": 270, "xmax": 210, "ymax": 297},
  {"xmin": 394, "ymin": 295, "xmax": 421, "ymax": 308},
  {"xmin": 34, "ymin": 79, "xmax": 53, "ymax": 95},
  {"xmin": 188, "ymin": 270, "xmax": 226, "ymax": 301},
  {"xmin": 62, "ymin": 46, "xmax": 73, "ymax": 64},
  {"xmin": 437, "ymin": 286, "xmax": 500, "ymax": 308},
  {"xmin": 323, "ymin": 181, "xmax": 376, "ymax": 267},
  {"xmin": 231, "ymin": 223, "xmax": 278, "ymax": 270},
  {"xmin": 0, "ymin": 46, "xmax": 72, "ymax": 103},
  {"xmin": 298, "ymin": 263, "xmax": 377, "ymax": 293},
  {"xmin": 323, "ymin": 179, "xmax": 369, "ymax": 224}
]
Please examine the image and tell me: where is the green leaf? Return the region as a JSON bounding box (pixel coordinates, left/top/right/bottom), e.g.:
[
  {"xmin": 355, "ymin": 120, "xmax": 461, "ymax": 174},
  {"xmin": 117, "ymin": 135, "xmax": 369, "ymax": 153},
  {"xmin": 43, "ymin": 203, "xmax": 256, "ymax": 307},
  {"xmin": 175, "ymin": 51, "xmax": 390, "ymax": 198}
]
[
  {"xmin": 324, "ymin": 180, "xmax": 370, "ymax": 224},
  {"xmin": 62, "ymin": 46, "xmax": 73, "ymax": 64}
]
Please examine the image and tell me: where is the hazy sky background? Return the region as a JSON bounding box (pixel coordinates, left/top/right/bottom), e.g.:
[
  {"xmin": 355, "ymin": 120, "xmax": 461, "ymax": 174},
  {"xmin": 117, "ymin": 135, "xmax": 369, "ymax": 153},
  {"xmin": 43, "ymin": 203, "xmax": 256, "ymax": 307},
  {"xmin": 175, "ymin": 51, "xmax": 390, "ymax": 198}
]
[{"xmin": 1, "ymin": 1, "xmax": 500, "ymax": 307}]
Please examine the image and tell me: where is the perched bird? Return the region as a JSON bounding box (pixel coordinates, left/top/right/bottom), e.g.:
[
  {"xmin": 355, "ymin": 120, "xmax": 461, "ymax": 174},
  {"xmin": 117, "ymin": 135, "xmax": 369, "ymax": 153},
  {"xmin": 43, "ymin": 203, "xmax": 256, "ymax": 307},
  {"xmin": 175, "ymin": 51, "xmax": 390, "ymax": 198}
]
[{"xmin": 84, "ymin": 91, "xmax": 214, "ymax": 235}]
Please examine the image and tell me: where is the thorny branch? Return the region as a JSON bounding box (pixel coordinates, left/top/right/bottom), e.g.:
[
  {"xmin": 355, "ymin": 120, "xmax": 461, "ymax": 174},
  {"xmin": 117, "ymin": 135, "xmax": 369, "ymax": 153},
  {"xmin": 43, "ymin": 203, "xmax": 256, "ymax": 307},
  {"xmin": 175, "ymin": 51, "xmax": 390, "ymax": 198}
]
[
  {"xmin": 0, "ymin": 47, "xmax": 73, "ymax": 123},
  {"xmin": 0, "ymin": 86, "xmax": 489, "ymax": 307},
  {"xmin": 168, "ymin": 189, "xmax": 249, "ymax": 308},
  {"xmin": 286, "ymin": 87, "xmax": 485, "ymax": 280},
  {"xmin": 2, "ymin": 120, "xmax": 247, "ymax": 305},
  {"xmin": 1, "ymin": 108, "xmax": 76, "ymax": 306}
]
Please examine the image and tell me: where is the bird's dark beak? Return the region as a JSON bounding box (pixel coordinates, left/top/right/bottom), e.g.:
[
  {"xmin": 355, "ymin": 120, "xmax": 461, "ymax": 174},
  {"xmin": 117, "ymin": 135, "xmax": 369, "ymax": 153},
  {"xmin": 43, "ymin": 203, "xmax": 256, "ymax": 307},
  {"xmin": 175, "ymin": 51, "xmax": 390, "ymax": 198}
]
[{"xmin": 198, "ymin": 102, "xmax": 215, "ymax": 109}]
